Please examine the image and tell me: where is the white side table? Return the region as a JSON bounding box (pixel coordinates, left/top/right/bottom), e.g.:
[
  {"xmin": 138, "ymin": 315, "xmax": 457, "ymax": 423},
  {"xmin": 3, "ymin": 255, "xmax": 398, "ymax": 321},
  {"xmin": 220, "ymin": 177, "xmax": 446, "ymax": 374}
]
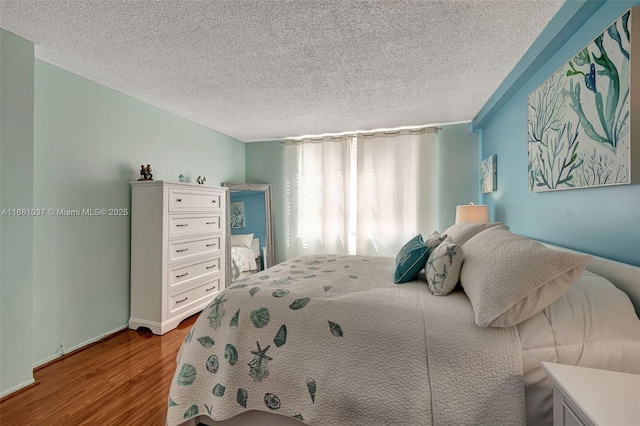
[{"xmin": 542, "ymin": 362, "xmax": 640, "ymax": 426}]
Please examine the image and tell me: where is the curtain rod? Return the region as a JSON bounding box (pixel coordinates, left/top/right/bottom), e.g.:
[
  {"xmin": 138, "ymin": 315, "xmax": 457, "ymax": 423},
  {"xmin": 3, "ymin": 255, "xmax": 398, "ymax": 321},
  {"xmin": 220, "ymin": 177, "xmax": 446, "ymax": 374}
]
[{"xmin": 281, "ymin": 126, "xmax": 441, "ymax": 145}]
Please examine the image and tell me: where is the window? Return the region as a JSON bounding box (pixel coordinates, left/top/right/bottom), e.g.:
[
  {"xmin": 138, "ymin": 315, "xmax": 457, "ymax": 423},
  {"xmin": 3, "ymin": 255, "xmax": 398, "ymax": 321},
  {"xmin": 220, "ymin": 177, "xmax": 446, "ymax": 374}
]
[{"xmin": 285, "ymin": 129, "xmax": 437, "ymax": 258}]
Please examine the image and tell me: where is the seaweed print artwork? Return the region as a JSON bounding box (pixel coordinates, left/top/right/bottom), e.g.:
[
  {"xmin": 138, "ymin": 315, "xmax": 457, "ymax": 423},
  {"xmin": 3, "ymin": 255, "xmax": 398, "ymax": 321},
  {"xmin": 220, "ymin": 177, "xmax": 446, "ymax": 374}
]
[{"xmin": 527, "ymin": 10, "xmax": 632, "ymax": 191}]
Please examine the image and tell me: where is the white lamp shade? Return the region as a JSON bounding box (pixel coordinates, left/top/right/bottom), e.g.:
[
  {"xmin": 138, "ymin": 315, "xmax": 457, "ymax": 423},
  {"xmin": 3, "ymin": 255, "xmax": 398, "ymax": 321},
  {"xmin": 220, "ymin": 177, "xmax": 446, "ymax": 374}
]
[{"xmin": 455, "ymin": 204, "xmax": 489, "ymax": 224}]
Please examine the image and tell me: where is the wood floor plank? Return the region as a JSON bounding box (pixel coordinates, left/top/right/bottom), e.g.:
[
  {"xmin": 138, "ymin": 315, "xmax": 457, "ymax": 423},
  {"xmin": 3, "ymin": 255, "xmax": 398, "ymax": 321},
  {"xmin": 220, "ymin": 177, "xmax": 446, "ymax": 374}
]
[{"xmin": 0, "ymin": 315, "xmax": 197, "ymax": 426}]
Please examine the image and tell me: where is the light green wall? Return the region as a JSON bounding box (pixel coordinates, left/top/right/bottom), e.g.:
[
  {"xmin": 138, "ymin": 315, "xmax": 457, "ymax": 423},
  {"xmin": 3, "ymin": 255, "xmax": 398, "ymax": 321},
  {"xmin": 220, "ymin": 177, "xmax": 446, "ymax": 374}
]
[
  {"xmin": 32, "ymin": 60, "xmax": 245, "ymax": 366},
  {"xmin": 0, "ymin": 30, "xmax": 35, "ymax": 396},
  {"xmin": 436, "ymin": 123, "xmax": 480, "ymax": 231},
  {"xmin": 245, "ymin": 125, "xmax": 479, "ymax": 262},
  {"xmin": 245, "ymin": 141, "xmax": 286, "ymax": 263}
]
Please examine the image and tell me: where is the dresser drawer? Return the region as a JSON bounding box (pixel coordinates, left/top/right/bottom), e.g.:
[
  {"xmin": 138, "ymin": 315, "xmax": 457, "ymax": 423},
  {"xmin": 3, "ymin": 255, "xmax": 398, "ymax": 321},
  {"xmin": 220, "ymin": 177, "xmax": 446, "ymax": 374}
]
[
  {"xmin": 169, "ymin": 256, "xmax": 221, "ymax": 289},
  {"xmin": 169, "ymin": 214, "xmax": 221, "ymax": 238},
  {"xmin": 169, "ymin": 188, "xmax": 221, "ymax": 212},
  {"xmin": 169, "ymin": 235, "xmax": 221, "ymax": 264},
  {"xmin": 169, "ymin": 276, "xmax": 221, "ymax": 316}
]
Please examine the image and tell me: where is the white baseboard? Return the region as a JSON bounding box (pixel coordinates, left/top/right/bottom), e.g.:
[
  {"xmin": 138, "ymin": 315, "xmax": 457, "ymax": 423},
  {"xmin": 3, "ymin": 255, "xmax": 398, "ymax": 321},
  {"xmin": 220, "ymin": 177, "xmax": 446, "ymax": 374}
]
[
  {"xmin": 0, "ymin": 378, "xmax": 35, "ymax": 399},
  {"xmin": 32, "ymin": 324, "xmax": 129, "ymax": 369}
]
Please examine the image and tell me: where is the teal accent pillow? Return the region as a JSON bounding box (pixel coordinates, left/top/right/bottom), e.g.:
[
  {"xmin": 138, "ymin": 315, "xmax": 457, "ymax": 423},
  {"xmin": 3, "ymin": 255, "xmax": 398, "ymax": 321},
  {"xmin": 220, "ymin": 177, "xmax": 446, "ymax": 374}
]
[{"xmin": 393, "ymin": 232, "xmax": 445, "ymax": 283}]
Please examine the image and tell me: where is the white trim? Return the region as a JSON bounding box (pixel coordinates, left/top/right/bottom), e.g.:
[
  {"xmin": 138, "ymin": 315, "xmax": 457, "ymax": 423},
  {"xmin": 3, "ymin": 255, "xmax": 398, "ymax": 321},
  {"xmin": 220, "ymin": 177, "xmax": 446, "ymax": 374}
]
[
  {"xmin": 129, "ymin": 303, "xmax": 205, "ymax": 335},
  {"xmin": 0, "ymin": 378, "xmax": 35, "ymax": 399},
  {"xmin": 32, "ymin": 324, "xmax": 129, "ymax": 369}
]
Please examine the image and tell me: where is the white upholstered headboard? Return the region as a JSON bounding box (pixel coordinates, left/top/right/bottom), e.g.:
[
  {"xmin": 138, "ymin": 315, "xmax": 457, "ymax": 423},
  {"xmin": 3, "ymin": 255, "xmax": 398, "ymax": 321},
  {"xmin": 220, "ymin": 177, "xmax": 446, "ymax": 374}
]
[{"xmin": 542, "ymin": 242, "xmax": 640, "ymax": 318}]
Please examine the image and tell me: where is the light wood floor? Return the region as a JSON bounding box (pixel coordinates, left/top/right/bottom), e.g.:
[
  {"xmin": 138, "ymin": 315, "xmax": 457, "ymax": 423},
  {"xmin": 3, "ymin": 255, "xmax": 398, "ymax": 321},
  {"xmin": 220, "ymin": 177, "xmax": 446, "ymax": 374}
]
[{"xmin": 0, "ymin": 315, "xmax": 197, "ymax": 426}]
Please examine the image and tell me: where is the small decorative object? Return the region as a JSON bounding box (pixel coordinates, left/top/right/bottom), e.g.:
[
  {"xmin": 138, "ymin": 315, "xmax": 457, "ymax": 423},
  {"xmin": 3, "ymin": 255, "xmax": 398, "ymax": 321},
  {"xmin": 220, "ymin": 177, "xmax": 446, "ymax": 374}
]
[
  {"xmin": 178, "ymin": 173, "xmax": 185, "ymax": 182},
  {"xmin": 527, "ymin": 8, "xmax": 636, "ymax": 192},
  {"xmin": 196, "ymin": 176, "xmax": 207, "ymax": 185},
  {"xmin": 230, "ymin": 201, "xmax": 245, "ymax": 229},
  {"xmin": 480, "ymin": 155, "xmax": 497, "ymax": 193},
  {"xmin": 138, "ymin": 164, "xmax": 153, "ymax": 181}
]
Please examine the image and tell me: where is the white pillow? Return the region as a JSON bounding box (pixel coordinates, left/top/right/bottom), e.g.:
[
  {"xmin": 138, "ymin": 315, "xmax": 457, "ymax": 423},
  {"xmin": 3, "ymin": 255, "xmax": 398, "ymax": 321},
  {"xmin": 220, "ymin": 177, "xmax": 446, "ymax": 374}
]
[
  {"xmin": 460, "ymin": 227, "xmax": 591, "ymax": 328},
  {"xmin": 521, "ymin": 271, "xmax": 640, "ymax": 369},
  {"xmin": 517, "ymin": 272, "xmax": 640, "ymax": 426},
  {"xmin": 425, "ymin": 238, "xmax": 464, "ymax": 296},
  {"xmin": 442, "ymin": 222, "xmax": 508, "ymax": 246},
  {"xmin": 231, "ymin": 233, "xmax": 254, "ymax": 248}
]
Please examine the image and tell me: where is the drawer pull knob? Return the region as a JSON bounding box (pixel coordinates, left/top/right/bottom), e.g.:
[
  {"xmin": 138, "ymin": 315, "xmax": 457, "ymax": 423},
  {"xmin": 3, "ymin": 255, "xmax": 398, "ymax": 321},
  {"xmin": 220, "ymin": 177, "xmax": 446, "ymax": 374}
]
[
  {"xmin": 206, "ymin": 243, "xmax": 216, "ymax": 247},
  {"xmin": 176, "ymin": 248, "xmax": 189, "ymax": 253},
  {"xmin": 176, "ymin": 272, "xmax": 189, "ymax": 278},
  {"xmin": 211, "ymin": 200, "xmax": 217, "ymax": 203},
  {"xmin": 176, "ymin": 198, "xmax": 182, "ymax": 202},
  {"xmin": 206, "ymin": 222, "xmax": 216, "ymax": 225},
  {"xmin": 176, "ymin": 297, "xmax": 188, "ymax": 304},
  {"xmin": 205, "ymin": 286, "xmax": 216, "ymax": 292},
  {"xmin": 206, "ymin": 265, "xmax": 217, "ymax": 269},
  {"xmin": 176, "ymin": 224, "xmax": 189, "ymax": 227}
]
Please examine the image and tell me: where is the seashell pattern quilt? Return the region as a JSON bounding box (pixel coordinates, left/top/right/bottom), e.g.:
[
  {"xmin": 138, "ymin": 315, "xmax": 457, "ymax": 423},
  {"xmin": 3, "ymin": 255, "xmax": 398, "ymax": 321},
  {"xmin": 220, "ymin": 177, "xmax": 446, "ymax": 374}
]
[{"xmin": 167, "ymin": 254, "xmax": 525, "ymax": 426}]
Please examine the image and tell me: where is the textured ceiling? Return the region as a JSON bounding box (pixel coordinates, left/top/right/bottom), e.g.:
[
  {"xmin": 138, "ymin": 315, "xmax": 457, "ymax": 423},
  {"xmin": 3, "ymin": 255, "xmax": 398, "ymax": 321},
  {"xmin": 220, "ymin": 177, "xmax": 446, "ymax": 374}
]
[{"xmin": 0, "ymin": 1, "xmax": 563, "ymax": 142}]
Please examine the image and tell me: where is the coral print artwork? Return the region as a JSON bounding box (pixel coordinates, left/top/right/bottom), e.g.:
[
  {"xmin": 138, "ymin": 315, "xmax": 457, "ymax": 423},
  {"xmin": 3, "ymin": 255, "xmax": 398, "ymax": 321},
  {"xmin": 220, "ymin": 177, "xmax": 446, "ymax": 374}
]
[
  {"xmin": 230, "ymin": 201, "xmax": 245, "ymax": 229},
  {"xmin": 527, "ymin": 9, "xmax": 633, "ymax": 192}
]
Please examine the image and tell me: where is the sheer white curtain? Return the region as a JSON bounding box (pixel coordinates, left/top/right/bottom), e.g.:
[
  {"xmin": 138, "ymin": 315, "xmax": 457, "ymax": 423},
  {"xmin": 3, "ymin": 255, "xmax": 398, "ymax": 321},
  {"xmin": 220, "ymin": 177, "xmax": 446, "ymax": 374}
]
[
  {"xmin": 284, "ymin": 137, "xmax": 352, "ymax": 258},
  {"xmin": 284, "ymin": 130, "xmax": 437, "ymax": 259},
  {"xmin": 356, "ymin": 131, "xmax": 437, "ymax": 256}
]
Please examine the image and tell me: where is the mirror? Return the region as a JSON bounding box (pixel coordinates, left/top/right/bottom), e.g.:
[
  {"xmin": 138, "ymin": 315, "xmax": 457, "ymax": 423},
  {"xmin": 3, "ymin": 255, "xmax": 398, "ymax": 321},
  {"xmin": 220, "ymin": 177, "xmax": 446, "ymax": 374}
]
[{"xmin": 222, "ymin": 183, "xmax": 274, "ymax": 287}]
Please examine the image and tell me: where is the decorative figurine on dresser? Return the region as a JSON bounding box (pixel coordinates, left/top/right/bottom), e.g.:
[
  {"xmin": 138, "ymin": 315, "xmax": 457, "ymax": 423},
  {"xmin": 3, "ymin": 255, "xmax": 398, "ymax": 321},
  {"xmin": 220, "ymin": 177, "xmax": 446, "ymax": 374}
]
[
  {"xmin": 129, "ymin": 180, "xmax": 228, "ymax": 334},
  {"xmin": 138, "ymin": 164, "xmax": 153, "ymax": 181}
]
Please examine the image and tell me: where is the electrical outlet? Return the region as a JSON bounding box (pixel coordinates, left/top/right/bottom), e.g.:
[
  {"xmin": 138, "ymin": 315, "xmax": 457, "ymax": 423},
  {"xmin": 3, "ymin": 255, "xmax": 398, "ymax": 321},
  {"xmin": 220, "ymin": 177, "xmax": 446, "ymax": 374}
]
[{"xmin": 59, "ymin": 342, "xmax": 65, "ymax": 355}]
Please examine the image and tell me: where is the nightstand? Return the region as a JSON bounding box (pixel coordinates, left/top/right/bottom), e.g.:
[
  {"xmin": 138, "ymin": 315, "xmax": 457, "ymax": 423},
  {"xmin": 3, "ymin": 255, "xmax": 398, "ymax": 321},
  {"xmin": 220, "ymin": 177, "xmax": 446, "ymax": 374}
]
[{"xmin": 542, "ymin": 362, "xmax": 640, "ymax": 426}]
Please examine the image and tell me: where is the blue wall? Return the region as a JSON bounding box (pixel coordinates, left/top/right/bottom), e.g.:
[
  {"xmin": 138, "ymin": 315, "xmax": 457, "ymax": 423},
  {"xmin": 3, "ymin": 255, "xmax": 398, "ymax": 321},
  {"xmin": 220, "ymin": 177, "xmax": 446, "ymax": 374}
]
[{"xmin": 475, "ymin": 1, "xmax": 640, "ymax": 266}]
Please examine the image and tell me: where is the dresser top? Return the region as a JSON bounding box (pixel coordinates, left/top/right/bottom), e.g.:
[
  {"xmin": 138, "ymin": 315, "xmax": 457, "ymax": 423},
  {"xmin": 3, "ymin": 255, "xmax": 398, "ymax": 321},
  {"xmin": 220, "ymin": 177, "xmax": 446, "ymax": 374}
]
[
  {"xmin": 130, "ymin": 180, "xmax": 225, "ymax": 190},
  {"xmin": 542, "ymin": 362, "xmax": 640, "ymax": 426}
]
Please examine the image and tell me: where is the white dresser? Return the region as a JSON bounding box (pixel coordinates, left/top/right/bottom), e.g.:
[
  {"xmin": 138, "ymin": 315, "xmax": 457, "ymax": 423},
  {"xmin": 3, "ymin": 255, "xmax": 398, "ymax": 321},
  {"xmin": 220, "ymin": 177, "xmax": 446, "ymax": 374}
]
[
  {"xmin": 542, "ymin": 362, "xmax": 640, "ymax": 426},
  {"xmin": 129, "ymin": 181, "xmax": 228, "ymax": 335}
]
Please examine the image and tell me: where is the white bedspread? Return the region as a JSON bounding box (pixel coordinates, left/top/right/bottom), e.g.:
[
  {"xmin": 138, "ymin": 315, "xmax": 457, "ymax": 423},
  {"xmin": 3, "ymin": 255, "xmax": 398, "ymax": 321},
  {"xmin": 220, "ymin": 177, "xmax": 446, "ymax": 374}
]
[{"xmin": 167, "ymin": 255, "xmax": 525, "ymax": 426}]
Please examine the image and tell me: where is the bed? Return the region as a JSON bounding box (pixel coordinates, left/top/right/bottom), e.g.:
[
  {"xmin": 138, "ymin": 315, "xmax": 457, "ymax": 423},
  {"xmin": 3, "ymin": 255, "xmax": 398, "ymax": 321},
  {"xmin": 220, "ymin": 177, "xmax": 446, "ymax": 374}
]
[
  {"xmin": 167, "ymin": 224, "xmax": 640, "ymax": 426},
  {"xmin": 231, "ymin": 234, "xmax": 261, "ymax": 280}
]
